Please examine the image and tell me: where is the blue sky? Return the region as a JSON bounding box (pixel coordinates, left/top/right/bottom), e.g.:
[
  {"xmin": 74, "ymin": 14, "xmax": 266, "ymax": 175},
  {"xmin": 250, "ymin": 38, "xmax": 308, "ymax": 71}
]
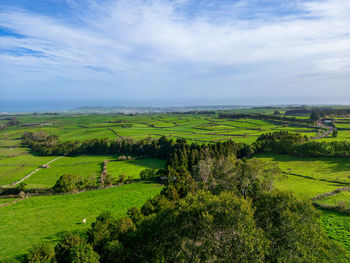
[{"xmin": 0, "ymin": 0, "xmax": 350, "ymax": 109}]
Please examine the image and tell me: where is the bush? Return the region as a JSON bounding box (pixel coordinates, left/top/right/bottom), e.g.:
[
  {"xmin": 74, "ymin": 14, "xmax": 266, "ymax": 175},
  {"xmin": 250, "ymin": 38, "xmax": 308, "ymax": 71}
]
[
  {"xmin": 53, "ymin": 175, "xmax": 83, "ymax": 193},
  {"xmin": 17, "ymin": 182, "xmax": 27, "ymax": 192},
  {"xmin": 53, "ymin": 174, "xmax": 97, "ymax": 193},
  {"xmin": 118, "ymin": 174, "xmax": 127, "ymax": 183},
  {"xmin": 25, "ymin": 243, "xmax": 55, "ymax": 263},
  {"xmin": 139, "ymin": 169, "xmax": 156, "ymax": 180},
  {"xmin": 55, "ymin": 233, "xmax": 99, "ymax": 263}
]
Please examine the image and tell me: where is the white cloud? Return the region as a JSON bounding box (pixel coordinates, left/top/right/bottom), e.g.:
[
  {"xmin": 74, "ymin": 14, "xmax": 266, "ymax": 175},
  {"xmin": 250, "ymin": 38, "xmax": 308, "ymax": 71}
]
[{"xmin": 0, "ymin": 0, "xmax": 349, "ymax": 102}]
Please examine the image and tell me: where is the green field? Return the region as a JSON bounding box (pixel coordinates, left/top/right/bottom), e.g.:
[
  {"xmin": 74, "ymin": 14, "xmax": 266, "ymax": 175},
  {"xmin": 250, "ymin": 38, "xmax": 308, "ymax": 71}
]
[
  {"xmin": 1, "ymin": 112, "xmax": 350, "ymax": 259},
  {"xmin": 23, "ymin": 156, "xmax": 165, "ymax": 188},
  {"xmin": 321, "ymin": 210, "xmax": 350, "ymax": 253},
  {"xmin": 0, "ymin": 182, "xmax": 162, "ymax": 261},
  {"xmin": 0, "ymin": 114, "xmax": 319, "ymax": 145},
  {"xmin": 0, "ymin": 155, "xmax": 59, "ymax": 186},
  {"xmin": 255, "ymin": 153, "xmax": 350, "ymax": 183},
  {"xmin": 273, "ymin": 174, "xmax": 343, "ymax": 199},
  {"xmin": 108, "ymin": 158, "xmax": 165, "ymax": 180},
  {"xmin": 317, "ymin": 191, "xmax": 350, "ymax": 210}
]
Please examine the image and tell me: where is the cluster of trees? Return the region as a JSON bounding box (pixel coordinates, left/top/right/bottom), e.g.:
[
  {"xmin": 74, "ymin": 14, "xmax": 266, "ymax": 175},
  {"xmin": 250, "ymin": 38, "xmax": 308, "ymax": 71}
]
[
  {"xmin": 25, "ymin": 156, "xmax": 348, "ymax": 262},
  {"xmin": 21, "ymin": 132, "xmax": 251, "ymax": 166},
  {"xmin": 139, "ymin": 168, "xmax": 159, "ymax": 180},
  {"xmin": 53, "ymin": 174, "xmax": 97, "ymax": 193},
  {"xmin": 285, "ymin": 108, "xmax": 350, "ymax": 117},
  {"xmin": 254, "ymin": 131, "xmax": 350, "ymax": 158},
  {"xmin": 218, "ymin": 113, "xmax": 312, "ymax": 124},
  {"xmin": 0, "ymin": 117, "xmax": 20, "ymax": 130}
]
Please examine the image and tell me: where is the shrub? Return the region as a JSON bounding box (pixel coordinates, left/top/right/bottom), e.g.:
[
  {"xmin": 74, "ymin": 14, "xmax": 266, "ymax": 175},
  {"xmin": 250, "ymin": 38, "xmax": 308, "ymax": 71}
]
[
  {"xmin": 17, "ymin": 182, "xmax": 27, "ymax": 192},
  {"xmin": 139, "ymin": 169, "xmax": 156, "ymax": 180},
  {"xmin": 55, "ymin": 233, "xmax": 99, "ymax": 263},
  {"xmin": 53, "ymin": 175, "xmax": 84, "ymax": 193},
  {"xmin": 118, "ymin": 174, "xmax": 127, "ymax": 184},
  {"xmin": 25, "ymin": 243, "xmax": 55, "ymax": 263}
]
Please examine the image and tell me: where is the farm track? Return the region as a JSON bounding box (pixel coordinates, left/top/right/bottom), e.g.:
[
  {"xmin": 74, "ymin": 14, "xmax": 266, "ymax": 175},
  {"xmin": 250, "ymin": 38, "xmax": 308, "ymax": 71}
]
[
  {"xmin": 0, "ymin": 147, "xmax": 14, "ymax": 152},
  {"xmin": 311, "ymin": 120, "xmax": 335, "ymax": 140},
  {"xmin": 0, "ymin": 156, "xmax": 63, "ymax": 187}
]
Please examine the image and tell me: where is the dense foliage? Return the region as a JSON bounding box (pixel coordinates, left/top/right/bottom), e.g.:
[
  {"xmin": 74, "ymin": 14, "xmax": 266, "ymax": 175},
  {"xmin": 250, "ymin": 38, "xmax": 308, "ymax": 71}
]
[
  {"xmin": 21, "ymin": 130, "xmax": 350, "ymax": 262},
  {"xmin": 254, "ymin": 131, "xmax": 350, "ymax": 158},
  {"xmin": 25, "ymin": 155, "xmax": 348, "ymax": 262}
]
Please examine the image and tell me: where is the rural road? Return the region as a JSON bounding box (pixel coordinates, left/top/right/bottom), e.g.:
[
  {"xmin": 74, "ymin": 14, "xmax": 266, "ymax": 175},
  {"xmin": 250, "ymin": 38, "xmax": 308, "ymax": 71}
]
[
  {"xmin": 1, "ymin": 156, "xmax": 64, "ymax": 188},
  {"xmin": 312, "ymin": 119, "xmax": 335, "ymax": 140}
]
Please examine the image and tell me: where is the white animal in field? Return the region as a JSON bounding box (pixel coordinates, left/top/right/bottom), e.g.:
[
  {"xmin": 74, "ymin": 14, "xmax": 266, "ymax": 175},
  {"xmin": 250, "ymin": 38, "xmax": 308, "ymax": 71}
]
[{"xmin": 83, "ymin": 218, "xmax": 86, "ymax": 224}]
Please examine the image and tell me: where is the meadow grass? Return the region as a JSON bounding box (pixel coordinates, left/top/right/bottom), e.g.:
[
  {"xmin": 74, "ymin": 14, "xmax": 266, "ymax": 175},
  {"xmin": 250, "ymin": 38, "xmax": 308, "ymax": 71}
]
[
  {"xmin": 273, "ymin": 174, "xmax": 343, "ymax": 199},
  {"xmin": 0, "ymin": 166, "xmax": 35, "ymax": 186},
  {"xmin": 255, "ymin": 153, "xmax": 350, "ymax": 183},
  {"xmin": 0, "ymin": 182, "xmax": 163, "ymax": 261},
  {"xmin": 316, "ymin": 191, "xmax": 350, "ymax": 209},
  {"xmin": 108, "ymin": 158, "xmax": 165, "ymax": 180},
  {"xmin": 320, "ymin": 209, "xmax": 350, "ymax": 254},
  {"xmin": 0, "ymin": 154, "xmax": 58, "ymax": 166}
]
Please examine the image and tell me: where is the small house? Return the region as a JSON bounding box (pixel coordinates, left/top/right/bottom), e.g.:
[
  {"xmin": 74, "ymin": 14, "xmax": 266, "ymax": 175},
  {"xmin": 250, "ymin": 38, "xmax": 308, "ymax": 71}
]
[{"xmin": 323, "ymin": 120, "xmax": 333, "ymax": 125}]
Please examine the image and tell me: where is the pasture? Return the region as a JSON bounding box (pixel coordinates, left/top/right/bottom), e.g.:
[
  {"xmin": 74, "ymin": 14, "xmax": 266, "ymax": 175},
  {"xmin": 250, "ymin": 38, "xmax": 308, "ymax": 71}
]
[
  {"xmin": 1, "ymin": 112, "xmax": 350, "ymax": 257},
  {"xmin": 0, "ymin": 182, "xmax": 163, "ymax": 261},
  {"xmin": 107, "ymin": 158, "xmax": 165, "ymax": 180},
  {"xmin": 0, "ymin": 155, "xmax": 165, "ymax": 189},
  {"xmin": 0, "ymin": 113, "xmax": 320, "ymax": 146},
  {"xmin": 321, "ymin": 210, "xmax": 350, "ymax": 253},
  {"xmin": 255, "ymin": 153, "xmax": 350, "ymax": 184}
]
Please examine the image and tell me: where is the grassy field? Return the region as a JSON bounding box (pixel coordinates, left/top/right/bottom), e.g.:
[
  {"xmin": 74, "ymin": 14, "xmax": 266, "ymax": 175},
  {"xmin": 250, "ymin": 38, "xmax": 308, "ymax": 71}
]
[
  {"xmin": 0, "ymin": 155, "xmax": 59, "ymax": 186},
  {"xmin": 320, "ymin": 209, "xmax": 350, "ymax": 253},
  {"xmin": 108, "ymin": 158, "xmax": 165, "ymax": 180},
  {"xmin": 255, "ymin": 153, "xmax": 350, "ymax": 183},
  {"xmin": 317, "ymin": 191, "xmax": 350, "ymax": 210},
  {"xmin": 0, "ymin": 182, "xmax": 163, "ymax": 261},
  {"xmin": 23, "ymin": 155, "xmax": 119, "ymax": 188},
  {"xmin": 0, "ymin": 113, "xmax": 319, "ymax": 145},
  {"xmin": 23, "ymin": 156, "xmax": 165, "ymax": 188},
  {"xmin": 1, "ymin": 112, "xmax": 350, "ymax": 258},
  {"xmin": 273, "ymin": 173, "xmax": 343, "ymax": 199}
]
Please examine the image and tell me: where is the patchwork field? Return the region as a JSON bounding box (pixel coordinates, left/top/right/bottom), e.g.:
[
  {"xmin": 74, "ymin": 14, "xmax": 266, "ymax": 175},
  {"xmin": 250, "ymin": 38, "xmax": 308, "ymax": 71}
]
[
  {"xmin": 0, "ymin": 182, "xmax": 163, "ymax": 261},
  {"xmin": 0, "ymin": 114, "xmax": 320, "ymax": 145},
  {"xmin": 1, "ymin": 112, "xmax": 350, "ymax": 259}
]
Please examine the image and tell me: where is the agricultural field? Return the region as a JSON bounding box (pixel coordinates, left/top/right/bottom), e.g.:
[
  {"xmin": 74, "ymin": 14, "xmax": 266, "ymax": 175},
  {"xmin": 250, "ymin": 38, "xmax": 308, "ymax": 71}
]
[
  {"xmin": 107, "ymin": 158, "xmax": 165, "ymax": 180},
  {"xmin": 321, "ymin": 210, "xmax": 350, "ymax": 253},
  {"xmin": 255, "ymin": 153, "xmax": 350, "ymax": 184},
  {"xmin": 317, "ymin": 191, "xmax": 350, "ymax": 210},
  {"xmin": 0, "ymin": 154, "xmax": 165, "ymax": 189},
  {"xmin": 273, "ymin": 174, "xmax": 343, "ymax": 200},
  {"xmin": 0, "ymin": 182, "xmax": 162, "ymax": 261},
  {"xmin": 1, "ymin": 111, "xmax": 350, "ymax": 259},
  {"xmin": 0, "ymin": 113, "xmax": 320, "ymax": 146}
]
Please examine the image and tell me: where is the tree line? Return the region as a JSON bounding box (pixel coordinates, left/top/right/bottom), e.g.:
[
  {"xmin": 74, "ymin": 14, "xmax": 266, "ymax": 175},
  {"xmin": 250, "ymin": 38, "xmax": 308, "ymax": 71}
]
[{"xmin": 253, "ymin": 131, "xmax": 350, "ymax": 158}]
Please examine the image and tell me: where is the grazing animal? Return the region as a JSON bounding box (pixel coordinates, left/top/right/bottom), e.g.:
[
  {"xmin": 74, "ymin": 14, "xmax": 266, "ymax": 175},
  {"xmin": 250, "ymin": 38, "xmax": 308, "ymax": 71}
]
[{"xmin": 83, "ymin": 218, "xmax": 86, "ymax": 224}]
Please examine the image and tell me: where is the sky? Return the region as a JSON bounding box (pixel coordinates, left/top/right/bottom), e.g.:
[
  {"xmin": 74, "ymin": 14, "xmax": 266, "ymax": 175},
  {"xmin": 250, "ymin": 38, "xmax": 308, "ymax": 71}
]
[{"xmin": 0, "ymin": 0, "xmax": 350, "ymax": 110}]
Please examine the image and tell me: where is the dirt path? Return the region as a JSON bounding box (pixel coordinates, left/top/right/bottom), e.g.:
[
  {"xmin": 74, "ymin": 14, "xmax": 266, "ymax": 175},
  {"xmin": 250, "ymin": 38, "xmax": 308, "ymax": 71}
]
[
  {"xmin": 0, "ymin": 148, "xmax": 14, "ymax": 152},
  {"xmin": 1, "ymin": 156, "xmax": 64, "ymax": 187},
  {"xmin": 311, "ymin": 119, "xmax": 335, "ymax": 140}
]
